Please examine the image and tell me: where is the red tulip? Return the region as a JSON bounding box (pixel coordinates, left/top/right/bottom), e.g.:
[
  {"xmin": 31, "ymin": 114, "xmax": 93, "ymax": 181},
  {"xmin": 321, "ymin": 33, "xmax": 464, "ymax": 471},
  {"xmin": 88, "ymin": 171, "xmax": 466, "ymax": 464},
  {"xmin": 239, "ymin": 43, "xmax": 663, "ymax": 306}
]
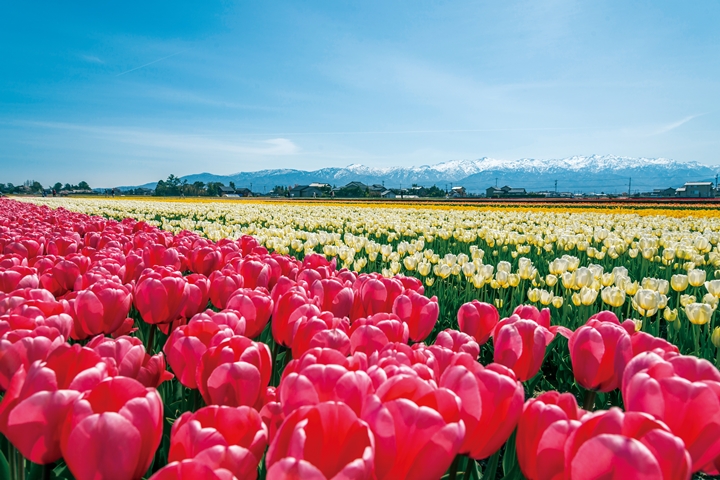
[
  {"xmin": 134, "ymin": 268, "xmax": 189, "ymax": 325},
  {"xmin": 392, "ymin": 290, "xmax": 439, "ymax": 342},
  {"xmin": 439, "ymin": 353, "xmax": 524, "ymax": 459},
  {"xmin": 568, "ymin": 318, "xmax": 634, "ymax": 392},
  {"xmin": 279, "ymin": 348, "xmax": 374, "ymax": 416},
  {"xmin": 0, "ymin": 343, "xmax": 114, "ymax": 463},
  {"xmin": 143, "ymin": 244, "xmax": 183, "ymax": 270},
  {"xmin": 292, "ymin": 312, "xmax": 351, "ymax": 358},
  {"xmin": 622, "ymin": 351, "xmax": 720, "ymax": 471},
  {"xmin": 434, "ymin": 329, "xmax": 480, "ymax": 358},
  {"xmin": 272, "ymin": 286, "xmax": 319, "ymax": 347},
  {"xmin": 164, "ymin": 316, "xmax": 235, "ymax": 389},
  {"xmin": 71, "ymin": 280, "xmax": 133, "ymax": 339},
  {"xmin": 362, "ymin": 374, "xmax": 464, "ymax": 480},
  {"xmin": 188, "ymin": 246, "xmax": 224, "ymax": 276},
  {"xmin": 168, "ymin": 405, "xmax": 268, "ymax": 479},
  {"xmin": 350, "ymin": 274, "xmax": 404, "ymax": 320},
  {"xmin": 0, "ymin": 265, "xmax": 39, "ymax": 293},
  {"xmin": 349, "ymin": 313, "xmax": 409, "ymax": 355},
  {"xmin": 180, "ymin": 274, "xmax": 210, "ymax": 319},
  {"xmin": 516, "ymin": 391, "xmax": 585, "ymax": 480},
  {"xmin": 150, "ymin": 460, "xmax": 237, "ymax": 480},
  {"xmin": 0, "ymin": 287, "xmax": 67, "ymax": 318},
  {"xmin": 309, "ymin": 277, "xmax": 354, "ymax": 318},
  {"xmin": 457, "ymin": 300, "xmax": 499, "ymax": 345},
  {"xmin": 87, "ymin": 335, "xmax": 173, "ymax": 388},
  {"xmin": 197, "ymin": 336, "xmax": 272, "ymax": 409},
  {"xmin": 397, "ymin": 274, "xmax": 424, "ymax": 294},
  {"xmin": 236, "ymin": 258, "xmax": 272, "ymax": 290},
  {"xmin": 492, "ymin": 315, "xmax": 554, "ymax": 381},
  {"xmin": 267, "ymin": 402, "xmax": 375, "ymax": 480},
  {"xmin": 225, "ymin": 288, "xmax": 273, "ymax": 339},
  {"xmin": 564, "ymin": 408, "xmax": 691, "ymax": 480},
  {"xmin": 0, "ymin": 326, "xmax": 65, "ymax": 390},
  {"xmin": 630, "ymin": 331, "xmax": 679, "ymax": 357},
  {"xmin": 208, "ymin": 269, "xmax": 244, "ymax": 309},
  {"xmin": 60, "ymin": 377, "xmax": 163, "ymax": 480}
]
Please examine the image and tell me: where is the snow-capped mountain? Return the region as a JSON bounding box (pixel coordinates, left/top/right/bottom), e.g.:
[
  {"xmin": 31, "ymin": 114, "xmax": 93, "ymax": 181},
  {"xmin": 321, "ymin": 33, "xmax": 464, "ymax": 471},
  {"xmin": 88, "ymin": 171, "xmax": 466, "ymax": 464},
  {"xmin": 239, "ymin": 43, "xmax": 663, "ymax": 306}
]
[{"xmin": 121, "ymin": 155, "xmax": 719, "ymax": 194}]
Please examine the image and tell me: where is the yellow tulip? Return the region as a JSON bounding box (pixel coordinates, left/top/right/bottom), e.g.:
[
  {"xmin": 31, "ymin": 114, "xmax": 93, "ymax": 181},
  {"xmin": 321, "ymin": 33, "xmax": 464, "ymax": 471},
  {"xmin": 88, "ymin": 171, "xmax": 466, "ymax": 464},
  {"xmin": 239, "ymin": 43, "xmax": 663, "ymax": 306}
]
[
  {"xmin": 663, "ymin": 308, "xmax": 678, "ymax": 322},
  {"xmin": 688, "ymin": 269, "xmax": 707, "ymax": 287},
  {"xmin": 705, "ymin": 279, "xmax": 720, "ymax": 298},
  {"xmin": 546, "ymin": 274, "xmax": 558, "ymax": 287},
  {"xmin": 552, "ymin": 296, "xmax": 564, "ymax": 308},
  {"xmin": 671, "ymin": 274, "xmax": 689, "ymax": 292},
  {"xmin": 601, "ymin": 286, "xmax": 626, "ymax": 308},
  {"xmin": 680, "ymin": 294, "xmax": 697, "ymax": 307},
  {"xmin": 685, "ymin": 303, "xmax": 713, "ymax": 325}
]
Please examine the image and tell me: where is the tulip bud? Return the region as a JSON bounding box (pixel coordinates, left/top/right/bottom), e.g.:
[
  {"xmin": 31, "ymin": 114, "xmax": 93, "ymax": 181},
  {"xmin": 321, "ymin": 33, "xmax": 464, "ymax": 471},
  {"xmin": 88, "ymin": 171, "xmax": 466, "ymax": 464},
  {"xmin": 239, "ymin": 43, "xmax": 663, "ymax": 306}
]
[
  {"xmin": 712, "ymin": 327, "xmax": 720, "ymax": 348},
  {"xmin": 663, "ymin": 307, "xmax": 678, "ymax": 322}
]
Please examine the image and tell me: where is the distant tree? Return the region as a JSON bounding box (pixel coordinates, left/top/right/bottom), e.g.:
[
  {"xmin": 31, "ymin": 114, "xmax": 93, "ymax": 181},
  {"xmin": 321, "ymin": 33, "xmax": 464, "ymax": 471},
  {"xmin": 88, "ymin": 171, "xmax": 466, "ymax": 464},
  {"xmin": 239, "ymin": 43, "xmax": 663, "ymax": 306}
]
[
  {"xmin": 77, "ymin": 181, "xmax": 90, "ymax": 190},
  {"xmin": 229, "ymin": 181, "xmax": 236, "ymax": 190},
  {"xmin": 206, "ymin": 182, "xmax": 223, "ymax": 197},
  {"xmin": 63, "ymin": 183, "xmax": 73, "ymax": 191},
  {"xmin": 53, "ymin": 182, "xmax": 62, "ymax": 192},
  {"xmin": 30, "ymin": 181, "xmax": 44, "ymax": 193}
]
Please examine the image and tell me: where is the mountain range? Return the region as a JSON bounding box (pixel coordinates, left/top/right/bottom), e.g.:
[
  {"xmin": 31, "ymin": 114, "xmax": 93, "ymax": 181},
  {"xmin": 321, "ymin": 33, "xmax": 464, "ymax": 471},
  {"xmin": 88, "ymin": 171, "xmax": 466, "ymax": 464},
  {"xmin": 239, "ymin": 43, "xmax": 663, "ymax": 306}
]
[{"xmin": 118, "ymin": 155, "xmax": 720, "ymax": 194}]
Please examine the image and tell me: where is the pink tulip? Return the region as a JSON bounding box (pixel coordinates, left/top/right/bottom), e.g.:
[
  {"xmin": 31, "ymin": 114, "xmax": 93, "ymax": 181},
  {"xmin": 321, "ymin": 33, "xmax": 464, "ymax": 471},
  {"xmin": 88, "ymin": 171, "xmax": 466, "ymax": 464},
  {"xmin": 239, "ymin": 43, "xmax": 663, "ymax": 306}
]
[
  {"xmin": 516, "ymin": 391, "xmax": 585, "ymax": 480},
  {"xmin": 267, "ymin": 402, "xmax": 375, "ymax": 480},
  {"xmin": 292, "ymin": 312, "xmax": 351, "ymax": 358},
  {"xmin": 309, "ymin": 277, "xmax": 354, "ymax": 318},
  {"xmin": 0, "ymin": 326, "xmax": 65, "ymax": 390},
  {"xmin": 568, "ymin": 318, "xmax": 634, "ymax": 392},
  {"xmin": 188, "ymin": 246, "xmax": 224, "ymax": 276},
  {"xmin": 272, "ymin": 287, "xmax": 319, "ymax": 347},
  {"xmin": 197, "ymin": 335, "xmax": 272, "ymax": 409},
  {"xmin": 565, "ymin": 408, "xmax": 691, "ymax": 480},
  {"xmin": 180, "ymin": 273, "xmax": 210, "ymax": 319},
  {"xmin": 208, "ymin": 269, "xmax": 245, "ymax": 309},
  {"xmin": 630, "ymin": 331, "xmax": 679, "ymax": 357},
  {"xmin": 169, "ymin": 405, "xmax": 268, "ymax": 479},
  {"xmin": 72, "ymin": 280, "xmax": 133, "ymax": 339},
  {"xmin": 434, "ymin": 329, "xmax": 480, "ymax": 358},
  {"xmin": 236, "ymin": 258, "xmax": 272, "ymax": 290},
  {"xmin": 350, "ymin": 274, "xmax": 404, "ymax": 320},
  {"xmin": 492, "ymin": 315, "xmax": 554, "ymax": 381},
  {"xmin": 279, "ymin": 348, "xmax": 374, "ymax": 416},
  {"xmin": 225, "ymin": 288, "xmax": 273, "ymax": 339},
  {"xmin": 362, "ymin": 374, "xmax": 465, "ymax": 480},
  {"xmin": 150, "ymin": 460, "xmax": 237, "ymax": 480},
  {"xmin": 0, "ymin": 344, "xmax": 114, "ymax": 463},
  {"xmin": 349, "ymin": 313, "xmax": 409, "ymax": 355},
  {"xmin": 439, "ymin": 353, "xmax": 524, "ymax": 459},
  {"xmin": 134, "ymin": 268, "xmax": 189, "ymax": 325},
  {"xmin": 622, "ymin": 351, "xmax": 720, "ymax": 471},
  {"xmin": 457, "ymin": 300, "xmax": 499, "ymax": 345},
  {"xmin": 60, "ymin": 377, "xmax": 163, "ymax": 480},
  {"xmin": 164, "ymin": 316, "xmax": 233, "ymax": 389},
  {"xmin": 0, "ymin": 265, "xmax": 39, "ymax": 293},
  {"xmin": 392, "ymin": 290, "xmax": 439, "ymax": 342}
]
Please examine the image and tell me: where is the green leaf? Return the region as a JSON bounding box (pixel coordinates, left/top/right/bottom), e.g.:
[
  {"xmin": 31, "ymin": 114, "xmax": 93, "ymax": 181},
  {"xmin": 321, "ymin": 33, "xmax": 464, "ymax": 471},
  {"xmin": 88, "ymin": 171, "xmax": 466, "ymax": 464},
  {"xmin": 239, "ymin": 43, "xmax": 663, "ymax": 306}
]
[
  {"xmin": 502, "ymin": 430, "xmax": 518, "ymax": 476},
  {"xmin": 0, "ymin": 450, "xmax": 9, "ymax": 480}
]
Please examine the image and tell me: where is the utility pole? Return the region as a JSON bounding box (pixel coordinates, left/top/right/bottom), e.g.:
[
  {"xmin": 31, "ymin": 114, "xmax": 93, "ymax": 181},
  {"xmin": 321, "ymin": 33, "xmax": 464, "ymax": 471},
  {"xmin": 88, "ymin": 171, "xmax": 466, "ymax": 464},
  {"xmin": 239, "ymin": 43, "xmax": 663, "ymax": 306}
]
[
  {"xmin": 554, "ymin": 180, "xmax": 557, "ymax": 194},
  {"xmin": 628, "ymin": 177, "xmax": 632, "ymax": 195},
  {"xmin": 495, "ymin": 178, "xmax": 498, "ymax": 187}
]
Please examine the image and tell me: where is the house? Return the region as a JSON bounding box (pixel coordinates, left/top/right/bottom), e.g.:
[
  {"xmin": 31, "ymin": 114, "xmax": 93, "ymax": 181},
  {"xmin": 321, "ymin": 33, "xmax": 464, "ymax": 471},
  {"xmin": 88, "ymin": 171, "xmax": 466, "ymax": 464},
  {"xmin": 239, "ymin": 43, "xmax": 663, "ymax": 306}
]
[
  {"xmin": 367, "ymin": 184, "xmax": 386, "ymax": 197},
  {"xmin": 450, "ymin": 186, "xmax": 466, "ymax": 198},
  {"xmin": 235, "ymin": 188, "xmax": 253, "ymax": 197},
  {"xmin": 652, "ymin": 188, "xmax": 676, "ymax": 198},
  {"xmin": 289, "ymin": 185, "xmax": 323, "ymax": 198},
  {"xmin": 676, "ymin": 182, "xmax": 714, "ymax": 198},
  {"xmin": 309, "ymin": 183, "xmax": 331, "ymax": 189},
  {"xmin": 218, "ymin": 186, "xmax": 236, "ymax": 196},
  {"xmin": 381, "ymin": 190, "xmax": 396, "ymax": 199},
  {"xmin": 486, "ymin": 185, "xmax": 526, "ymax": 198}
]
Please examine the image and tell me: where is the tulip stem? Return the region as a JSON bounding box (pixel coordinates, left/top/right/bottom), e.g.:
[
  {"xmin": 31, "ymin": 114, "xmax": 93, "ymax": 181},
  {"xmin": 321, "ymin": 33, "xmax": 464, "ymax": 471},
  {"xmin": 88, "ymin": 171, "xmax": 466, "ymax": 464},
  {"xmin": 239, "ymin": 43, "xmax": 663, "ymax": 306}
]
[
  {"xmin": 463, "ymin": 458, "xmax": 475, "ymax": 480},
  {"xmin": 583, "ymin": 389, "xmax": 597, "ymax": 411},
  {"xmin": 483, "ymin": 450, "xmax": 500, "ymax": 480},
  {"xmin": 147, "ymin": 324, "xmax": 157, "ymax": 355},
  {"xmin": 12, "ymin": 446, "xmax": 24, "ymax": 480},
  {"xmin": 448, "ymin": 455, "xmax": 460, "ymax": 480},
  {"xmin": 42, "ymin": 463, "xmax": 52, "ymax": 480},
  {"xmin": 693, "ymin": 324, "xmax": 701, "ymax": 357}
]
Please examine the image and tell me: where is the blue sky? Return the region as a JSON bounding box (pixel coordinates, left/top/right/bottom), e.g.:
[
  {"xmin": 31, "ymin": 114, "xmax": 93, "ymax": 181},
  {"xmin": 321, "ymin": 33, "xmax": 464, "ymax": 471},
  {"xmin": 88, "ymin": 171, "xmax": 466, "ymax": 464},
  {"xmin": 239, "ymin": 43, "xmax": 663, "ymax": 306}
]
[{"xmin": 1, "ymin": 1, "xmax": 719, "ymax": 187}]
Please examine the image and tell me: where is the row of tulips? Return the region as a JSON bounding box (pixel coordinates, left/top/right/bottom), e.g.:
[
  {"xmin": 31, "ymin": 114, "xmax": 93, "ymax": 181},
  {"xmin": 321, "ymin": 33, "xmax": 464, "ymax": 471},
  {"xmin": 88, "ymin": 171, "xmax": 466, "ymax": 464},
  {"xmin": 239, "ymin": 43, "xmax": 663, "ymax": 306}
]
[{"xmin": 1, "ymin": 198, "xmax": 720, "ymax": 479}]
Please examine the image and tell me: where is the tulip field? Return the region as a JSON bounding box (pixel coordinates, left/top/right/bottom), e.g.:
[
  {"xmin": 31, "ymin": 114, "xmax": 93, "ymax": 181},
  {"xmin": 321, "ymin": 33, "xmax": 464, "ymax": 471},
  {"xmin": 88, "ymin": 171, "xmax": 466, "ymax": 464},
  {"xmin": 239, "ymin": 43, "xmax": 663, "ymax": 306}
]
[{"xmin": 2, "ymin": 197, "xmax": 720, "ymax": 480}]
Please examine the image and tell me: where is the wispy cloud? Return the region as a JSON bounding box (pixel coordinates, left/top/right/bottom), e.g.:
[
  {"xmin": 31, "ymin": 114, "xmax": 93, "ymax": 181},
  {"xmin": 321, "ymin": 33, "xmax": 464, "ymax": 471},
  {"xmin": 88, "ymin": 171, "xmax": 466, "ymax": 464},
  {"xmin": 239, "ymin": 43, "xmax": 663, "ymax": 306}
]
[
  {"xmin": 80, "ymin": 54, "xmax": 103, "ymax": 64},
  {"xmin": 115, "ymin": 52, "xmax": 182, "ymax": 77},
  {"xmin": 650, "ymin": 114, "xmax": 704, "ymax": 135},
  {"xmin": 13, "ymin": 120, "xmax": 300, "ymax": 156}
]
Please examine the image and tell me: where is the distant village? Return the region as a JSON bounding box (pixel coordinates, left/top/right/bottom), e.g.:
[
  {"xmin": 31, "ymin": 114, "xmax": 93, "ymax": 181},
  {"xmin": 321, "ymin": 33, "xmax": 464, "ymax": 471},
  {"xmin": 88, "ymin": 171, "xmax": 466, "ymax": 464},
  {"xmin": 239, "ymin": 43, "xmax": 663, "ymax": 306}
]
[{"xmin": 2, "ymin": 177, "xmax": 719, "ymax": 199}]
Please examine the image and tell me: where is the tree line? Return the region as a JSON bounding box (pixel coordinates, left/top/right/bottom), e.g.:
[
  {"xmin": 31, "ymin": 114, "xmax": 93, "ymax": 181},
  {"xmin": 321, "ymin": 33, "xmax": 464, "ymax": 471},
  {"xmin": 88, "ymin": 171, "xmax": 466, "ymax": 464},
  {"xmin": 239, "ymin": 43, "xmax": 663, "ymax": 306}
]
[{"xmin": 0, "ymin": 181, "xmax": 90, "ymax": 195}]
